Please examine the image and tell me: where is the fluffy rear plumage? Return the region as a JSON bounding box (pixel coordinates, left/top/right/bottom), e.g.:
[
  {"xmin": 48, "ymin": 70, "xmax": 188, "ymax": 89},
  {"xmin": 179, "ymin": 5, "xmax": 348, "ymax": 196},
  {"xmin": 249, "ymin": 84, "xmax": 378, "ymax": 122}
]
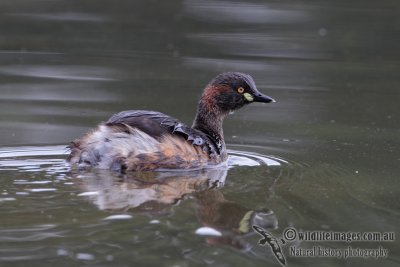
[{"xmin": 67, "ymin": 123, "xmax": 211, "ymax": 171}]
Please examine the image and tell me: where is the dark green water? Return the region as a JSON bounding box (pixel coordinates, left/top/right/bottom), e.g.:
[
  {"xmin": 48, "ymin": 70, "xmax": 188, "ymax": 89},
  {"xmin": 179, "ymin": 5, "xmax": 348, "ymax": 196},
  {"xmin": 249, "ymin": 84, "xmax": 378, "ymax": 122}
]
[{"xmin": 0, "ymin": 1, "xmax": 399, "ymax": 266}]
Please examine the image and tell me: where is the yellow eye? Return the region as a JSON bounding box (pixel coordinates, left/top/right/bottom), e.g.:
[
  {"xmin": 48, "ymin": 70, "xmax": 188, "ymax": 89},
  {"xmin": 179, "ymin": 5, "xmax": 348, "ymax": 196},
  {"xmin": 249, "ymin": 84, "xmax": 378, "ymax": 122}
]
[{"xmin": 237, "ymin": 87, "xmax": 244, "ymax": 93}]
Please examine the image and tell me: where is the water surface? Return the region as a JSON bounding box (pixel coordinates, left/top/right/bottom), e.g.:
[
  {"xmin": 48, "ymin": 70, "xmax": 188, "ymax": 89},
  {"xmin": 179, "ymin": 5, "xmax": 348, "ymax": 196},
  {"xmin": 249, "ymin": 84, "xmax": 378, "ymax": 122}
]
[{"xmin": 0, "ymin": 0, "xmax": 399, "ymax": 266}]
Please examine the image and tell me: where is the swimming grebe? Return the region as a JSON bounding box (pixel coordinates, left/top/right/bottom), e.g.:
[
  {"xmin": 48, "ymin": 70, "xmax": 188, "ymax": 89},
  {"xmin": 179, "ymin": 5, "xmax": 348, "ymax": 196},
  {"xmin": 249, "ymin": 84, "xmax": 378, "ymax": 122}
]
[{"xmin": 67, "ymin": 72, "xmax": 275, "ymax": 171}]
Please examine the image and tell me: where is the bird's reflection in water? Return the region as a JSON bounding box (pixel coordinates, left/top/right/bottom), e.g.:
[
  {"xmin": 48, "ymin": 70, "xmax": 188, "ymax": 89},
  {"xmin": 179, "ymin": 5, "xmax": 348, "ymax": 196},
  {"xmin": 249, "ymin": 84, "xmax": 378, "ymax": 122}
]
[
  {"xmin": 75, "ymin": 167, "xmax": 278, "ymax": 251},
  {"xmin": 75, "ymin": 167, "xmax": 227, "ymax": 212}
]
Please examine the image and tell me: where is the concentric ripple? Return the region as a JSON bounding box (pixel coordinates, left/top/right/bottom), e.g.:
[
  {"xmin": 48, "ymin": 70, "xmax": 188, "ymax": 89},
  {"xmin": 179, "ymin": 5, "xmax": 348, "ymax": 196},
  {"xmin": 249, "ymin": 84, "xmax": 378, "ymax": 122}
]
[
  {"xmin": 0, "ymin": 145, "xmax": 308, "ymax": 187},
  {"xmin": 0, "ymin": 144, "xmax": 300, "ymax": 171},
  {"xmin": 0, "ymin": 145, "xmax": 70, "ymax": 172},
  {"xmin": 228, "ymin": 149, "xmax": 288, "ymax": 167}
]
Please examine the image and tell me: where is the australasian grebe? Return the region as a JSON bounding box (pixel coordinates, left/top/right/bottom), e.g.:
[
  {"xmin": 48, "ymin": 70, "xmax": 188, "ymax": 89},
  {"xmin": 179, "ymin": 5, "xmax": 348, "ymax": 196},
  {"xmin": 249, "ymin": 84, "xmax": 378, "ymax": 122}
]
[{"xmin": 67, "ymin": 72, "xmax": 275, "ymax": 172}]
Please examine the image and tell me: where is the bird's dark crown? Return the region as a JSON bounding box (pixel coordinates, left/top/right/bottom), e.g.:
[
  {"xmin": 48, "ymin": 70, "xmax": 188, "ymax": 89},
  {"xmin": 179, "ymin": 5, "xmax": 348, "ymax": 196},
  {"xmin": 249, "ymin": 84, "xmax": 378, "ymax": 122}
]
[{"xmin": 209, "ymin": 72, "xmax": 257, "ymax": 94}]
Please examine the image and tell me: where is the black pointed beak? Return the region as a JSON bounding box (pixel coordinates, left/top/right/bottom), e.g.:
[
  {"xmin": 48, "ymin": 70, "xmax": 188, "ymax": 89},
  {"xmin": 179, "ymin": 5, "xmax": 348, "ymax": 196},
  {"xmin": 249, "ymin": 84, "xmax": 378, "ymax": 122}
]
[{"xmin": 253, "ymin": 92, "xmax": 276, "ymax": 103}]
